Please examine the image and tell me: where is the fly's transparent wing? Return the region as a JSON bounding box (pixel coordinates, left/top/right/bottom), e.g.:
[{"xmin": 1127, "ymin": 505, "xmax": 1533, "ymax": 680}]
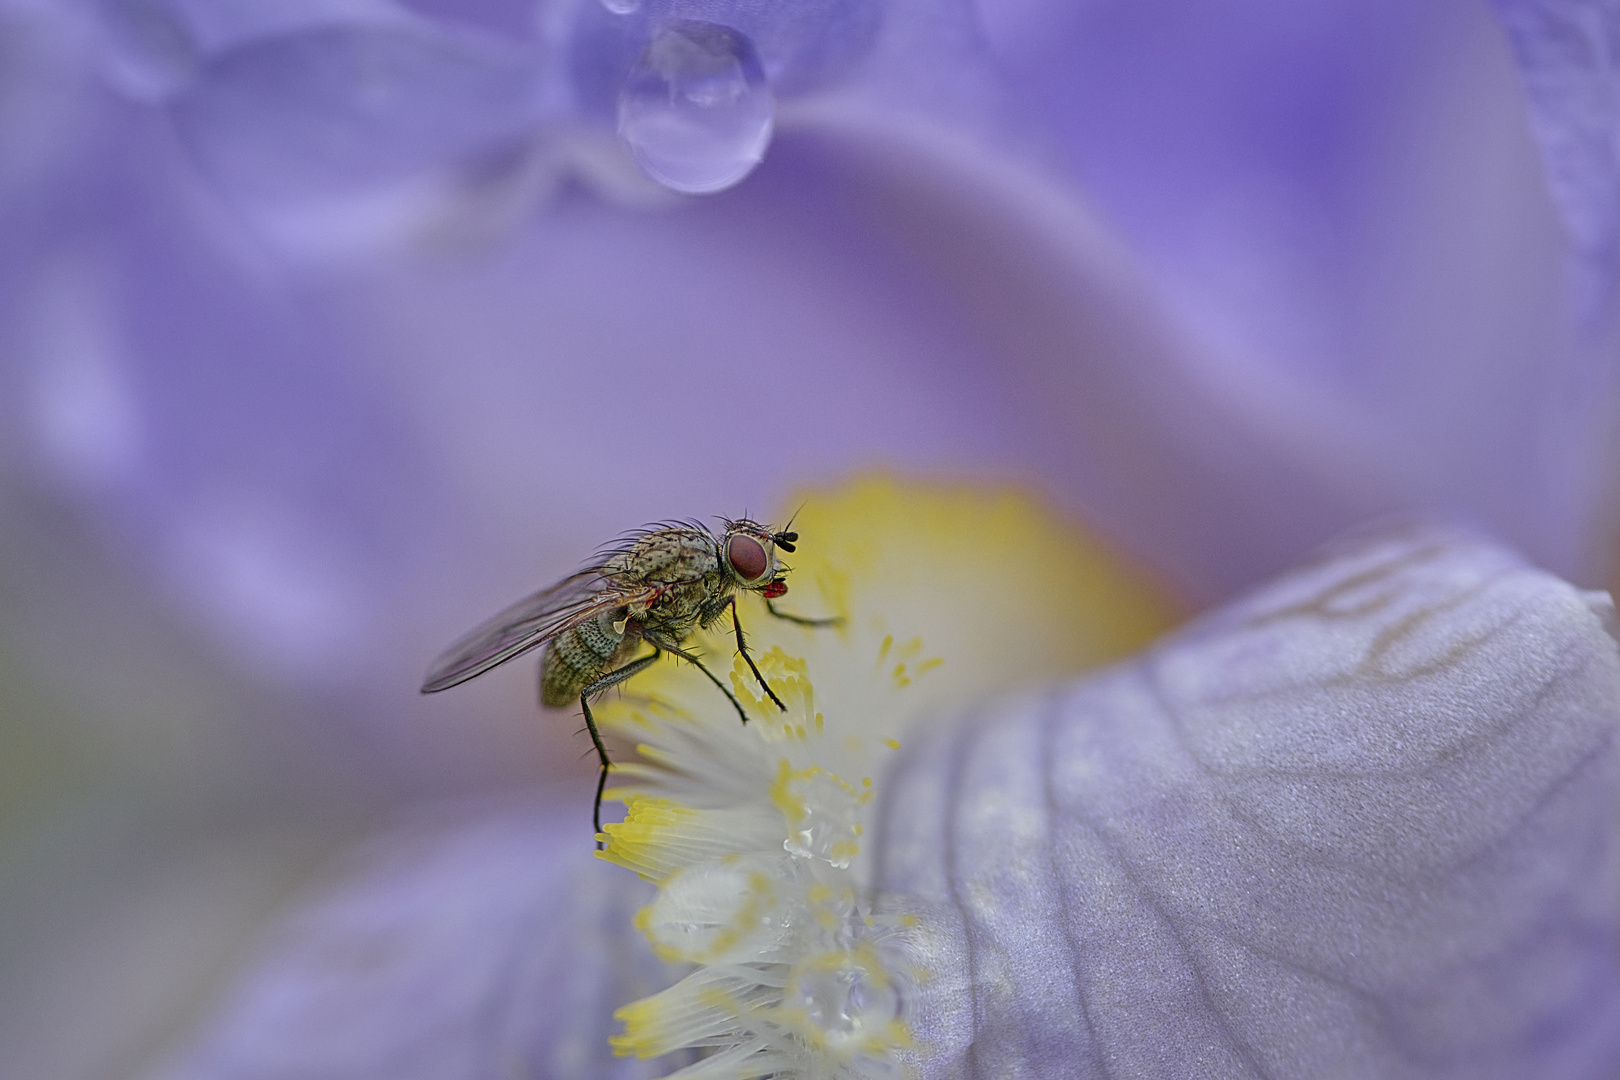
[{"xmin": 420, "ymin": 573, "xmax": 654, "ymax": 694}]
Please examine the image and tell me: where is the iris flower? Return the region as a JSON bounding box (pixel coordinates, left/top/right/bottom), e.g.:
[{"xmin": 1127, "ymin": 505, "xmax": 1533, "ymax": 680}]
[
  {"xmin": 0, "ymin": 0, "xmax": 1616, "ymax": 1077},
  {"xmin": 151, "ymin": 481, "xmax": 1620, "ymax": 1078}
]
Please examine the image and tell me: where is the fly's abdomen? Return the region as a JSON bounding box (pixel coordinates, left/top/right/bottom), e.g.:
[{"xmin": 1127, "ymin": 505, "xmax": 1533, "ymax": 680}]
[{"xmin": 540, "ymin": 612, "xmax": 632, "ymax": 707}]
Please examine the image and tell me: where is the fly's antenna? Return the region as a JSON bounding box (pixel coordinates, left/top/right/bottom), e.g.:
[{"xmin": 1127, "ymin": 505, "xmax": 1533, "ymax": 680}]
[{"xmin": 772, "ymin": 503, "xmax": 805, "ymax": 552}]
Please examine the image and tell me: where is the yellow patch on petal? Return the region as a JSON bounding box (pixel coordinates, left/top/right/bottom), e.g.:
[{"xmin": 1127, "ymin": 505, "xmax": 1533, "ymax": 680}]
[{"xmin": 778, "ymin": 473, "xmax": 1182, "ymax": 695}]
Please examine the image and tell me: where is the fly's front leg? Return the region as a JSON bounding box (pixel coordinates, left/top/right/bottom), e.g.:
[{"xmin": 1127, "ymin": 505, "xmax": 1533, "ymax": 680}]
[
  {"xmin": 765, "ymin": 599, "xmax": 843, "ymax": 628},
  {"xmin": 723, "ymin": 596, "xmax": 786, "ymax": 712},
  {"xmin": 580, "ymin": 649, "xmax": 662, "ymax": 847},
  {"xmin": 653, "ymin": 637, "xmax": 753, "ymax": 726}
]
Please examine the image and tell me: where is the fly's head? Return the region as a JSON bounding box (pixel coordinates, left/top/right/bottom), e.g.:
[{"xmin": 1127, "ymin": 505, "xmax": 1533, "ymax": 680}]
[{"xmin": 720, "ymin": 518, "xmax": 794, "ymax": 597}]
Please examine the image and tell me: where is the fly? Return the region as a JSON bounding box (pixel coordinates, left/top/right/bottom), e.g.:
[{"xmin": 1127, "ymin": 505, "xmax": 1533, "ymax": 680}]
[{"xmin": 420, "ymin": 517, "xmax": 840, "ymax": 842}]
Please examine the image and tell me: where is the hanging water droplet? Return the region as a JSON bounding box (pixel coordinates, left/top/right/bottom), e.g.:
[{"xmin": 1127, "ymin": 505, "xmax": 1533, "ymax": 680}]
[
  {"xmin": 599, "ymin": 0, "xmax": 640, "ymax": 14},
  {"xmin": 617, "ymin": 21, "xmax": 774, "ymax": 195}
]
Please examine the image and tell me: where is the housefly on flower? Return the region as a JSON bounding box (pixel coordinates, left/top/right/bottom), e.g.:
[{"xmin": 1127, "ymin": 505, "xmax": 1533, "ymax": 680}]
[{"xmin": 421, "ymin": 517, "xmax": 840, "ymax": 842}]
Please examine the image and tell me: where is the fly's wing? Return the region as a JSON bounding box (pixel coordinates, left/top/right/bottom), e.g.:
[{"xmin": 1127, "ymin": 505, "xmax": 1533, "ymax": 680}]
[{"xmin": 420, "ymin": 573, "xmax": 658, "ymax": 693}]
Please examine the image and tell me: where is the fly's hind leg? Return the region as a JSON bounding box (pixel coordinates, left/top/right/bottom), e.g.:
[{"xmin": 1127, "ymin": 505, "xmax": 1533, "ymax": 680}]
[{"xmin": 580, "ymin": 650, "xmax": 662, "ymax": 848}]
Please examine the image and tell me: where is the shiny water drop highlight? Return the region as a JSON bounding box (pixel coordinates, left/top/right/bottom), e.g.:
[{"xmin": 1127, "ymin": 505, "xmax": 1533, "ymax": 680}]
[
  {"xmin": 599, "ymin": 0, "xmax": 640, "ymax": 14},
  {"xmin": 617, "ymin": 22, "xmax": 773, "ymax": 195},
  {"xmin": 786, "ymin": 952, "xmax": 901, "ymax": 1052}
]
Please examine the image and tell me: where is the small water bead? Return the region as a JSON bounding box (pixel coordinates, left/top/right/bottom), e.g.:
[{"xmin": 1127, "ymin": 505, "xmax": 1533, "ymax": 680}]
[
  {"xmin": 782, "ymin": 771, "xmax": 862, "ymax": 868},
  {"xmin": 617, "ymin": 21, "xmax": 774, "ymax": 195},
  {"xmin": 786, "ymin": 952, "xmax": 901, "ymax": 1052},
  {"xmin": 644, "ymin": 857, "xmax": 794, "ymax": 964},
  {"xmin": 599, "ymin": 0, "xmax": 640, "ymax": 13}
]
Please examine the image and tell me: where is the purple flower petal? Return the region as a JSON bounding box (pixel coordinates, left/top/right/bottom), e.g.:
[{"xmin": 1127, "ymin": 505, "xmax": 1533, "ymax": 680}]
[
  {"xmin": 154, "ymin": 799, "xmax": 691, "ymax": 1080},
  {"xmin": 1491, "ymin": 0, "xmax": 1620, "ymax": 328},
  {"xmin": 905, "ymin": 0, "xmax": 1608, "ymax": 596},
  {"xmin": 170, "ymin": 21, "xmax": 544, "ymax": 206},
  {"xmin": 93, "ymin": 0, "xmax": 409, "ymax": 100},
  {"xmin": 878, "ymin": 524, "xmax": 1620, "ymax": 1077}
]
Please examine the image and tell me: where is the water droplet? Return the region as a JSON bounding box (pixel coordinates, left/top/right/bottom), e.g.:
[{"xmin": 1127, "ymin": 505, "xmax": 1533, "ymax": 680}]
[
  {"xmin": 643, "ymin": 856, "xmax": 796, "ymax": 963},
  {"xmin": 599, "ymin": 0, "xmax": 640, "ymax": 12},
  {"xmin": 781, "ymin": 771, "xmax": 861, "ymax": 867},
  {"xmin": 617, "ymin": 21, "xmax": 773, "ymax": 195},
  {"xmin": 787, "ymin": 953, "xmax": 900, "ymax": 1050}
]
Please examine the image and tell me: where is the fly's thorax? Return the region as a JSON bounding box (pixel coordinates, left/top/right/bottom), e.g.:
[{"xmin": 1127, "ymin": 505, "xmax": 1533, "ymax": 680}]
[
  {"xmin": 603, "ymin": 527, "xmax": 720, "ymax": 587},
  {"xmin": 540, "ymin": 611, "xmax": 636, "ymax": 707},
  {"xmin": 643, "ymin": 576, "xmax": 728, "ymax": 639}
]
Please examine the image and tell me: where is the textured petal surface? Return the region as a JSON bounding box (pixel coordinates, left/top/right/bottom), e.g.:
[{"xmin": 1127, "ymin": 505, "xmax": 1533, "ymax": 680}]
[
  {"xmin": 154, "ymin": 799, "xmax": 689, "ymax": 1080},
  {"xmin": 878, "ymin": 525, "xmax": 1620, "ymax": 1078}
]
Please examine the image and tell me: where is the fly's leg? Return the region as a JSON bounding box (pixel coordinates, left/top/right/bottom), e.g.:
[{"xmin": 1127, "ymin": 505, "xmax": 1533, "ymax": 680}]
[
  {"xmin": 765, "ymin": 599, "xmax": 843, "ymax": 628},
  {"xmin": 723, "ymin": 596, "xmax": 786, "ymax": 712},
  {"xmin": 659, "ymin": 640, "xmax": 753, "ymax": 726},
  {"xmin": 580, "ymin": 650, "xmax": 662, "ymax": 848},
  {"xmin": 576, "ymin": 695, "xmax": 612, "ymax": 850}
]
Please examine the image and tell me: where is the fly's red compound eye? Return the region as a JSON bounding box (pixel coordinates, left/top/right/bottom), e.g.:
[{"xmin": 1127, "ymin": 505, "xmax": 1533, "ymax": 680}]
[{"xmin": 726, "ymin": 534, "xmax": 770, "ymax": 581}]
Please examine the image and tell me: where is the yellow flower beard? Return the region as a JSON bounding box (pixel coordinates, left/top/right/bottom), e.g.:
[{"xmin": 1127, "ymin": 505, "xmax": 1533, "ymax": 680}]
[{"xmin": 592, "ymin": 474, "xmax": 1183, "ymax": 1077}]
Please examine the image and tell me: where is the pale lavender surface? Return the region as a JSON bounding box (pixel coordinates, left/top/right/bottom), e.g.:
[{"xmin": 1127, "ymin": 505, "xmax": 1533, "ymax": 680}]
[
  {"xmin": 155, "ymin": 799, "xmax": 693, "ymax": 1080},
  {"xmin": 155, "ymin": 528, "xmax": 1620, "ymax": 1079},
  {"xmin": 1491, "ymin": 0, "xmax": 1620, "ymax": 329},
  {"xmin": 881, "ymin": 526, "xmax": 1620, "ymax": 1078}
]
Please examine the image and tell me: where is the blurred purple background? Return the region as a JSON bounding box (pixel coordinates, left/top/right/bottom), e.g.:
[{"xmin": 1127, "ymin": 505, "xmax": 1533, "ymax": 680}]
[{"xmin": 0, "ymin": 0, "xmax": 1614, "ymax": 1076}]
